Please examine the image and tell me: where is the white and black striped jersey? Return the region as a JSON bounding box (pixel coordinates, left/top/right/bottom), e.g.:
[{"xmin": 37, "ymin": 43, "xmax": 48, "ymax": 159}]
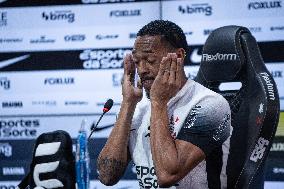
[{"xmin": 129, "ymin": 79, "xmax": 232, "ymax": 189}]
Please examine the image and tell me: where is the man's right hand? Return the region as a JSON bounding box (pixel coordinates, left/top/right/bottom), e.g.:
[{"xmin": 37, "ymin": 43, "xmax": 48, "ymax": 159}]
[{"xmin": 122, "ymin": 53, "xmax": 143, "ymax": 104}]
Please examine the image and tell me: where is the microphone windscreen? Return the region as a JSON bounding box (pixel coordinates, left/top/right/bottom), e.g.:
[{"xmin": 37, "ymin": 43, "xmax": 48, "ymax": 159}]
[{"xmin": 103, "ymin": 99, "xmax": 114, "ymax": 113}]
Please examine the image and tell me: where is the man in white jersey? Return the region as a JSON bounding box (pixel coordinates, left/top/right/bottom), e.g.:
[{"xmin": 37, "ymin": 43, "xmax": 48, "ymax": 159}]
[{"xmin": 97, "ymin": 20, "xmax": 231, "ymax": 189}]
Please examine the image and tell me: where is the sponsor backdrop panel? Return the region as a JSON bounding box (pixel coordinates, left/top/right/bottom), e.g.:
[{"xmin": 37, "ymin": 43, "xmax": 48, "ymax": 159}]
[{"xmin": 1, "ymin": 0, "xmax": 284, "ymax": 187}]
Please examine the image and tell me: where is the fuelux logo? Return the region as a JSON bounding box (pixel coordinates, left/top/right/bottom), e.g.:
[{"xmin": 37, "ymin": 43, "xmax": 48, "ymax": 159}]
[{"xmin": 248, "ymin": 1, "xmax": 282, "ymax": 10}]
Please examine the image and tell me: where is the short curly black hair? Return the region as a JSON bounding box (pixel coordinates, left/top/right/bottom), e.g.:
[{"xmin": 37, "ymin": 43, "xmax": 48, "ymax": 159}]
[{"xmin": 137, "ymin": 20, "xmax": 188, "ymax": 53}]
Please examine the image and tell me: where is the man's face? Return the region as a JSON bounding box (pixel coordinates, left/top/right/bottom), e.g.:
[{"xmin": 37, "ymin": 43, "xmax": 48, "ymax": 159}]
[{"xmin": 132, "ymin": 35, "xmax": 169, "ymax": 98}]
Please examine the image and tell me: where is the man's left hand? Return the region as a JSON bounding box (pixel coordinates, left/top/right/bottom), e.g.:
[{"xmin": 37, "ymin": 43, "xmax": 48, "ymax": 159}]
[{"xmin": 150, "ymin": 53, "xmax": 184, "ymax": 106}]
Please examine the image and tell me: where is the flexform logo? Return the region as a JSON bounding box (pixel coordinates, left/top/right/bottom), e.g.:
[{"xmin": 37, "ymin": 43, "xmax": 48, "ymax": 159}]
[
  {"xmin": 80, "ymin": 48, "xmax": 131, "ymax": 69},
  {"xmin": 202, "ymin": 53, "xmax": 237, "ymax": 62},
  {"xmin": 96, "ymin": 34, "xmax": 119, "ymax": 40},
  {"xmin": 110, "ymin": 9, "xmax": 141, "ymax": 17},
  {"xmin": 44, "ymin": 77, "xmax": 74, "ymax": 85},
  {"xmin": 0, "ymin": 77, "xmax": 10, "ymax": 90},
  {"xmin": 30, "ymin": 36, "xmax": 55, "ymax": 44},
  {"xmin": 2, "ymin": 101, "xmax": 23, "ymax": 108},
  {"xmin": 260, "ymin": 72, "xmax": 276, "ymax": 100},
  {"xmin": 0, "ymin": 143, "xmax": 12, "ymax": 157},
  {"xmin": 0, "ymin": 119, "xmax": 40, "ymax": 138},
  {"xmin": 64, "ymin": 34, "xmax": 85, "ymax": 42},
  {"xmin": 42, "ymin": 10, "xmax": 75, "ymax": 23},
  {"xmin": 0, "ymin": 11, "xmax": 7, "ymax": 27},
  {"xmin": 178, "ymin": 3, "xmax": 212, "ymax": 16},
  {"xmin": 248, "ymin": 1, "xmax": 282, "ymax": 10},
  {"xmin": 82, "ymin": 0, "xmax": 134, "ymax": 3}
]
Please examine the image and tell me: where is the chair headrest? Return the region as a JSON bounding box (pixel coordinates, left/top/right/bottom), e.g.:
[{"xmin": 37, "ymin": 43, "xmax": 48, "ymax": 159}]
[{"xmin": 200, "ymin": 26, "xmax": 251, "ymax": 82}]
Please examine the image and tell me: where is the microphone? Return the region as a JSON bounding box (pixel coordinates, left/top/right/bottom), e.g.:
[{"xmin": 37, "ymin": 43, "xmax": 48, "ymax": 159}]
[{"xmin": 88, "ymin": 99, "xmax": 113, "ymax": 139}]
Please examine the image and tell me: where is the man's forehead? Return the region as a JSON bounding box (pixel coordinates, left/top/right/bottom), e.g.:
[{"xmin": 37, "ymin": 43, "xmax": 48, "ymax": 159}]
[{"xmin": 133, "ymin": 35, "xmax": 162, "ymax": 53}]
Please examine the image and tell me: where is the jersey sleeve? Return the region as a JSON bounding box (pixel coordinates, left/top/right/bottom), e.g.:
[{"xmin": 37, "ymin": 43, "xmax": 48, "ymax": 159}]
[{"xmin": 176, "ymin": 95, "xmax": 231, "ymax": 156}]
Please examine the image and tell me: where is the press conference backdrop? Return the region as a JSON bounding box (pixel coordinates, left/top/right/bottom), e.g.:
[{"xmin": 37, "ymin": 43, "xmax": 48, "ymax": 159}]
[{"xmin": 0, "ymin": 0, "xmax": 283, "ymax": 188}]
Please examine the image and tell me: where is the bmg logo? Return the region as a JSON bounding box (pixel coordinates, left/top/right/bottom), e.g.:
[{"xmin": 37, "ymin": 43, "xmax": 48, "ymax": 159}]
[
  {"xmin": 42, "ymin": 10, "xmax": 75, "ymax": 23},
  {"xmin": 179, "ymin": 3, "xmax": 213, "ymax": 16},
  {"xmin": 0, "ymin": 77, "xmax": 10, "ymax": 90}
]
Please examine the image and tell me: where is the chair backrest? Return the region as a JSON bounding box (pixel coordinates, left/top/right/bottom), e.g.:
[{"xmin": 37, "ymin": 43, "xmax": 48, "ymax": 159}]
[{"xmin": 195, "ymin": 25, "xmax": 280, "ymax": 188}]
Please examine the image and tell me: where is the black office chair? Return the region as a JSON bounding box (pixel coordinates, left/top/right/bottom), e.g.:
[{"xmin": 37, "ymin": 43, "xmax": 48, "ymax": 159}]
[{"xmin": 195, "ymin": 26, "xmax": 280, "ymax": 188}]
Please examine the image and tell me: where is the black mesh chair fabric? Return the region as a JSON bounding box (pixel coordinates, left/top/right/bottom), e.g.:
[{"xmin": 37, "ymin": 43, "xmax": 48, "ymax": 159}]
[{"xmin": 195, "ymin": 25, "xmax": 280, "ymax": 189}]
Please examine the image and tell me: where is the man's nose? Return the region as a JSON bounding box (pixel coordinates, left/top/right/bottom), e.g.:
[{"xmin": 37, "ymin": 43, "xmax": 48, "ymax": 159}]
[{"xmin": 137, "ymin": 61, "xmax": 149, "ymax": 75}]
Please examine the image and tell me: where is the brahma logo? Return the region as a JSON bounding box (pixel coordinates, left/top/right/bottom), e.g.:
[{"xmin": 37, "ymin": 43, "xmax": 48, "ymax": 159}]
[
  {"xmin": 79, "ymin": 48, "xmax": 131, "ymax": 69},
  {"xmin": 42, "ymin": 10, "xmax": 75, "ymax": 23},
  {"xmin": 2, "ymin": 101, "xmax": 23, "ymax": 108},
  {"xmin": 110, "ymin": 9, "xmax": 141, "ymax": 17},
  {"xmin": 0, "ymin": 119, "xmax": 40, "ymax": 138},
  {"xmin": 0, "ymin": 77, "xmax": 10, "ymax": 90},
  {"xmin": 178, "ymin": 3, "xmax": 212, "ymax": 16},
  {"xmin": 202, "ymin": 53, "xmax": 237, "ymax": 62},
  {"xmin": 248, "ymin": 1, "xmax": 282, "ymax": 10},
  {"xmin": 2, "ymin": 167, "xmax": 25, "ymax": 175}
]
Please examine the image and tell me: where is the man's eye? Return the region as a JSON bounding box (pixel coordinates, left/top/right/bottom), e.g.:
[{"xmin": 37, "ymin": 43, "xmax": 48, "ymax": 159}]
[{"xmin": 147, "ymin": 59, "xmax": 155, "ymax": 64}]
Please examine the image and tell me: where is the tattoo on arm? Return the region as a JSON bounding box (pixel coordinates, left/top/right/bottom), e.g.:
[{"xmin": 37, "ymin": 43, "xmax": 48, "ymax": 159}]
[{"xmin": 97, "ymin": 157, "xmax": 127, "ymax": 185}]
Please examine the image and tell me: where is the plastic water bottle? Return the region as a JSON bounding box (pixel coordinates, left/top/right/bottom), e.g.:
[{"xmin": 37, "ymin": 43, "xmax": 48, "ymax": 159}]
[{"xmin": 76, "ymin": 119, "xmax": 90, "ymax": 189}]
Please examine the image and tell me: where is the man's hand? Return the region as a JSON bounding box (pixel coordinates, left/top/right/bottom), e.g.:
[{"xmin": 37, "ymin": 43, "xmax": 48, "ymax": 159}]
[
  {"xmin": 150, "ymin": 53, "xmax": 184, "ymax": 105},
  {"xmin": 122, "ymin": 53, "xmax": 143, "ymax": 104}
]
